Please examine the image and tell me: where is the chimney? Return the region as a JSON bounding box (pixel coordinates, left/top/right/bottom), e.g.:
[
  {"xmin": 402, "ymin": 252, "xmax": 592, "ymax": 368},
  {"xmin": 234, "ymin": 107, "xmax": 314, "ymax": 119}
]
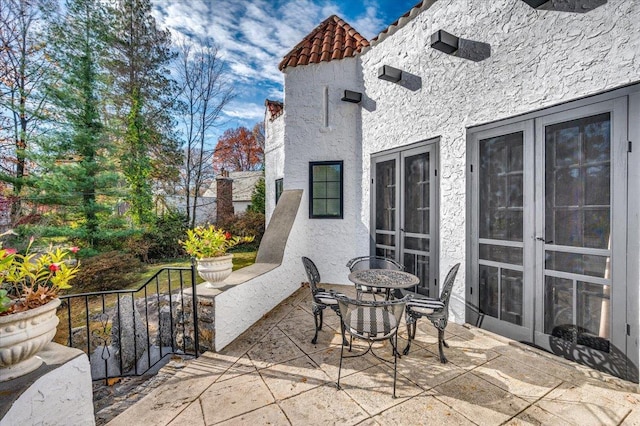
[{"xmin": 216, "ymin": 168, "xmax": 234, "ymax": 226}]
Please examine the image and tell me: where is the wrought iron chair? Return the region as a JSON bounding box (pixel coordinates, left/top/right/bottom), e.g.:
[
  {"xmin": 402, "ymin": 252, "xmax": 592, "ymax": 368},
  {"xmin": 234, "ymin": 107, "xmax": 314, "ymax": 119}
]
[
  {"xmin": 346, "ymin": 256, "xmax": 404, "ymax": 300},
  {"xmin": 403, "ymin": 263, "xmax": 460, "ymax": 363},
  {"xmin": 335, "ymin": 294, "xmax": 410, "ymax": 398},
  {"xmin": 301, "ymin": 256, "xmax": 346, "ymax": 344}
]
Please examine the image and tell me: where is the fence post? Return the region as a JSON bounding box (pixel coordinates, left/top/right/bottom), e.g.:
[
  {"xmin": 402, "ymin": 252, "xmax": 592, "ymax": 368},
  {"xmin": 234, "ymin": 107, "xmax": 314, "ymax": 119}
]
[{"xmin": 191, "ymin": 258, "xmax": 200, "ymax": 356}]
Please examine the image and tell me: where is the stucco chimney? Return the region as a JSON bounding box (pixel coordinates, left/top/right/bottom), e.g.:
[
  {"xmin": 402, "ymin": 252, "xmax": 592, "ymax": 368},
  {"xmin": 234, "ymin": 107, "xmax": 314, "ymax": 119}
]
[{"xmin": 216, "ymin": 168, "xmax": 234, "ymax": 226}]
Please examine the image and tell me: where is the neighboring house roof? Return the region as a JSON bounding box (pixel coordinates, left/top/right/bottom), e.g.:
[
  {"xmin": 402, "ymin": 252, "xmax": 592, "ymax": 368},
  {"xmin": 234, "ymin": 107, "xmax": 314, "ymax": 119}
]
[
  {"xmin": 265, "ymin": 99, "xmax": 284, "ymax": 121},
  {"xmin": 279, "ymin": 15, "xmax": 369, "ymax": 71},
  {"xmin": 203, "ymin": 171, "xmax": 264, "ymax": 201}
]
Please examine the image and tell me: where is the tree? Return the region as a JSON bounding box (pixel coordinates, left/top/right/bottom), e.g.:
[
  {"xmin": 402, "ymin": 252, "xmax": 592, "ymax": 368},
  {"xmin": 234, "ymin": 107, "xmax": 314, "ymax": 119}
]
[
  {"xmin": 176, "ymin": 40, "xmax": 233, "ymax": 228},
  {"xmin": 213, "ymin": 125, "xmax": 264, "ymax": 172},
  {"xmin": 32, "ymin": 0, "xmax": 120, "ymax": 246},
  {"xmin": 0, "ymin": 0, "xmax": 56, "ymax": 218},
  {"xmin": 248, "ymin": 177, "xmax": 265, "ymax": 214},
  {"xmin": 106, "ymin": 0, "xmax": 180, "ymax": 226},
  {"xmin": 252, "ymin": 122, "xmax": 264, "ymax": 154}
]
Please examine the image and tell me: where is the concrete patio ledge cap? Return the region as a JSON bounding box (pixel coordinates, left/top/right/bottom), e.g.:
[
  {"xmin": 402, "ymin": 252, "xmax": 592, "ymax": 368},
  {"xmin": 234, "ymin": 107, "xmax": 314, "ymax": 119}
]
[{"xmin": 185, "ymin": 189, "xmax": 303, "ymax": 295}]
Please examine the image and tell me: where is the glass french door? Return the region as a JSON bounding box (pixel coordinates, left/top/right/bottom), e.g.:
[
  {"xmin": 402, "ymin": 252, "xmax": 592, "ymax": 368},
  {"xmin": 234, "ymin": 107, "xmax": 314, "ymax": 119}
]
[
  {"xmin": 472, "ymin": 121, "xmax": 534, "ymax": 342},
  {"xmin": 372, "ymin": 140, "xmax": 439, "ymax": 297},
  {"xmin": 469, "ymin": 98, "xmax": 632, "ymax": 380}
]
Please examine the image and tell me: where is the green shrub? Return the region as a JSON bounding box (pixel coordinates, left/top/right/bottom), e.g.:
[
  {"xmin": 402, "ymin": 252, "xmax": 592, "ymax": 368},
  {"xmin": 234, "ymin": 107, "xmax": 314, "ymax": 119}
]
[
  {"xmin": 225, "ymin": 211, "xmax": 265, "ymax": 252},
  {"xmin": 147, "ymin": 211, "xmax": 188, "ymax": 260},
  {"xmin": 247, "ymin": 177, "xmax": 265, "ymax": 214},
  {"xmin": 121, "ymin": 211, "xmax": 188, "ymax": 262},
  {"xmin": 73, "ymin": 251, "xmax": 146, "ymax": 292}
]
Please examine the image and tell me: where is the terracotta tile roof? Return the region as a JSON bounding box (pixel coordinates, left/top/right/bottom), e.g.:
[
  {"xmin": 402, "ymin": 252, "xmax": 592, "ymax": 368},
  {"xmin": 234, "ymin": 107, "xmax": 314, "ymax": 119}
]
[
  {"xmin": 279, "ymin": 15, "xmax": 369, "ymax": 71},
  {"xmin": 265, "ymin": 99, "xmax": 283, "ymax": 120}
]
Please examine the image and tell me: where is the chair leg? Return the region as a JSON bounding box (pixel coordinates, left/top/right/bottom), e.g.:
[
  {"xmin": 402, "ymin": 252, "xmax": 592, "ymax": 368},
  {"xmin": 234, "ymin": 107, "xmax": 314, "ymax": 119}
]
[
  {"xmin": 392, "ymin": 332, "xmax": 398, "ymax": 398},
  {"xmin": 337, "ymin": 335, "xmax": 345, "ymax": 390},
  {"xmin": 403, "ymin": 320, "xmax": 416, "ymax": 356},
  {"xmin": 318, "ymin": 308, "xmax": 324, "ymax": 330},
  {"xmin": 312, "ymin": 311, "xmax": 320, "ymax": 344},
  {"xmin": 437, "ymin": 328, "xmax": 448, "ymax": 364}
]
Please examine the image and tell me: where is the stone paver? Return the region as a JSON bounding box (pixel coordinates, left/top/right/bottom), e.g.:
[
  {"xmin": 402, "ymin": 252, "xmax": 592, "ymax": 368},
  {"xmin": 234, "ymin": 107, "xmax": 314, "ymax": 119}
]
[
  {"xmin": 434, "ymin": 371, "xmax": 530, "ymax": 424},
  {"xmin": 107, "ymin": 286, "xmax": 640, "ymax": 426}
]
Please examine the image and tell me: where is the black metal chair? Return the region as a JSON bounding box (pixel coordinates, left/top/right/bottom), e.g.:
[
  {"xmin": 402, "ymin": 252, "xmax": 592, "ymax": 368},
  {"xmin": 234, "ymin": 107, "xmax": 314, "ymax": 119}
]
[
  {"xmin": 346, "ymin": 256, "xmax": 404, "ymax": 300},
  {"xmin": 301, "ymin": 256, "xmax": 346, "ymax": 344},
  {"xmin": 403, "ymin": 263, "xmax": 460, "ymax": 363},
  {"xmin": 335, "ymin": 294, "xmax": 410, "ymax": 398}
]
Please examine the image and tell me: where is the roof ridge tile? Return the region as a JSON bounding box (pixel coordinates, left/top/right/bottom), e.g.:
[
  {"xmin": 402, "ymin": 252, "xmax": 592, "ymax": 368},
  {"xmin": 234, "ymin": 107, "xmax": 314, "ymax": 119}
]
[{"xmin": 279, "ymin": 14, "xmax": 369, "ymax": 71}]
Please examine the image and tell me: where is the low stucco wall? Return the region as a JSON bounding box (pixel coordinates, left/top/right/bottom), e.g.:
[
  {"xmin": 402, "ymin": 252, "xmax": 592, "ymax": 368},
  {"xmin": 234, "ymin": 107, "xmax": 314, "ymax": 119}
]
[
  {"xmin": 0, "ymin": 343, "xmax": 94, "ymax": 426},
  {"xmin": 212, "ymin": 190, "xmax": 307, "ymax": 350}
]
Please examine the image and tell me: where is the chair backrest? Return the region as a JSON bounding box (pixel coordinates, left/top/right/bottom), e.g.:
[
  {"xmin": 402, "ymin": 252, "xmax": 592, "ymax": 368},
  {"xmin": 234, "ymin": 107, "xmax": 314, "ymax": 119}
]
[
  {"xmin": 438, "ymin": 263, "xmax": 461, "ymax": 311},
  {"xmin": 335, "ymin": 295, "xmax": 410, "ymax": 341},
  {"xmin": 301, "ymin": 256, "xmax": 321, "ymax": 295},
  {"xmin": 346, "ymin": 255, "xmax": 404, "ymax": 272}
]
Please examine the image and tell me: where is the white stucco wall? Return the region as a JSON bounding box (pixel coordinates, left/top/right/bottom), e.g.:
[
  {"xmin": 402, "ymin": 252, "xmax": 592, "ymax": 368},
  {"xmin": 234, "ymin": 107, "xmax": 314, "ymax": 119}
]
[
  {"xmin": 266, "ymin": 0, "xmax": 640, "ymax": 347},
  {"xmin": 358, "ymin": 0, "xmax": 640, "ymax": 323},
  {"xmin": 265, "ymin": 113, "xmax": 285, "ymax": 225},
  {"xmin": 215, "ymin": 199, "xmax": 307, "ymax": 350},
  {"xmin": 281, "ymin": 58, "xmax": 369, "ymax": 284},
  {"xmin": 1, "ymin": 345, "xmax": 94, "ymax": 426}
]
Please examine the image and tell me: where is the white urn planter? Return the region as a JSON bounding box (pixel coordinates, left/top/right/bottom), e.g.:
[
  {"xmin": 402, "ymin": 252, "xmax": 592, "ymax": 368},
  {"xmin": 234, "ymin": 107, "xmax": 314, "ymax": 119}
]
[
  {"xmin": 0, "ymin": 298, "xmax": 61, "ymax": 382},
  {"xmin": 197, "ymin": 254, "xmax": 233, "ymax": 288}
]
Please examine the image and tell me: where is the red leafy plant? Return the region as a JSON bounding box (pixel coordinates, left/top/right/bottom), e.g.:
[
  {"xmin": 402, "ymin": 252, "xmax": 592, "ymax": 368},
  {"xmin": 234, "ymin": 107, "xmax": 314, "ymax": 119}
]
[{"xmin": 0, "ymin": 234, "xmax": 80, "ymax": 315}]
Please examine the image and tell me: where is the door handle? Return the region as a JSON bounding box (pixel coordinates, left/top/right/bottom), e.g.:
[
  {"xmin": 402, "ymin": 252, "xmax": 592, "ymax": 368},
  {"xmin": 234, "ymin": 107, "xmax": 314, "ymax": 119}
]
[
  {"xmin": 535, "ymin": 237, "xmax": 553, "ymax": 243},
  {"xmin": 400, "ymin": 228, "xmax": 405, "ymax": 232}
]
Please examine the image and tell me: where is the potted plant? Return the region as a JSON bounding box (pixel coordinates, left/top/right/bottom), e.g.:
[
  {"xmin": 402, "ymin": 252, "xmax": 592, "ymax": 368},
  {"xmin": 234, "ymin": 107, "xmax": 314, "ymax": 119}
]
[
  {"xmin": 0, "ymin": 236, "xmax": 80, "ymax": 382},
  {"xmin": 180, "ymin": 225, "xmax": 253, "ymax": 288}
]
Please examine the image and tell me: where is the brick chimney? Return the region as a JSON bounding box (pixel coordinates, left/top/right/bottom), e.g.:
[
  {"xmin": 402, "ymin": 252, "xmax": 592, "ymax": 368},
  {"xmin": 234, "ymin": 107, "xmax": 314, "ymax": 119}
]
[{"xmin": 216, "ymin": 168, "xmax": 234, "ymax": 226}]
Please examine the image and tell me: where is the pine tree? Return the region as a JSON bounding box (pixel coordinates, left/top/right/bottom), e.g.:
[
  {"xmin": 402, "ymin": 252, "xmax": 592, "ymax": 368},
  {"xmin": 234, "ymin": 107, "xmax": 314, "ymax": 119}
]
[
  {"xmin": 34, "ymin": 0, "xmax": 121, "ymax": 246},
  {"xmin": 106, "ymin": 0, "xmax": 180, "ymax": 226},
  {"xmin": 0, "ymin": 0, "xmax": 57, "ymax": 219}
]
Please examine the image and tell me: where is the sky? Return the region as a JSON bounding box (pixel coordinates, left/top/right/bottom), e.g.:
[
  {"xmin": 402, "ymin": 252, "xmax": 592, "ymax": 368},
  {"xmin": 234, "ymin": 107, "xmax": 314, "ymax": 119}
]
[{"xmin": 151, "ymin": 0, "xmax": 420, "ymax": 146}]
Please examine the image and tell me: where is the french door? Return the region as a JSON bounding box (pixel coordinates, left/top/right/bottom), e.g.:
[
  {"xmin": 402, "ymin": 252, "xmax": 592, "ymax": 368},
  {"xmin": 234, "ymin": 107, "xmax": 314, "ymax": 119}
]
[
  {"xmin": 468, "ymin": 98, "xmax": 633, "ymax": 380},
  {"xmin": 371, "ymin": 140, "xmax": 439, "ymax": 297}
]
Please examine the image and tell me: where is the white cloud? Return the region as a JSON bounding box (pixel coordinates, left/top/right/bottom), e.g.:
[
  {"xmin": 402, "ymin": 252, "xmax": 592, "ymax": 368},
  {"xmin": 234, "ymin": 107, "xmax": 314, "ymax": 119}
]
[
  {"xmin": 223, "ymin": 102, "xmax": 266, "ymax": 121},
  {"xmin": 152, "ymin": 0, "xmax": 400, "ymax": 140},
  {"xmin": 350, "ymin": 5, "xmax": 385, "ymax": 40}
]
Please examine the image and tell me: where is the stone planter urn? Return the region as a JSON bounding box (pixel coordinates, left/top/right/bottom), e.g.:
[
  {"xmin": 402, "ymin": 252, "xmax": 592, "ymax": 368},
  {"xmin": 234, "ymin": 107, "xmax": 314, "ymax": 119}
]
[
  {"xmin": 197, "ymin": 254, "xmax": 233, "ymax": 288},
  {"xmin": 0, "ymin": 298, "xmax": 61, "ymax": 382}
]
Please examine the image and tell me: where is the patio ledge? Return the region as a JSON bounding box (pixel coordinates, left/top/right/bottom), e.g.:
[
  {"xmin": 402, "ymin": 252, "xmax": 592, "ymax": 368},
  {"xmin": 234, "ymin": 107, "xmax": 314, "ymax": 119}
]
[{"xmin": 186, "ymin": 190, "xmax": 304, "ymax": 352}]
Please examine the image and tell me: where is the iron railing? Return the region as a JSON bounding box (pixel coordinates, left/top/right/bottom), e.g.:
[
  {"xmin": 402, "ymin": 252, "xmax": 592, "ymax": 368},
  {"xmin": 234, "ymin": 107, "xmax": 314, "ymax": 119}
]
[{"xmin": 56, "ymin": 262, "xmax": 200, "ymax": 383}]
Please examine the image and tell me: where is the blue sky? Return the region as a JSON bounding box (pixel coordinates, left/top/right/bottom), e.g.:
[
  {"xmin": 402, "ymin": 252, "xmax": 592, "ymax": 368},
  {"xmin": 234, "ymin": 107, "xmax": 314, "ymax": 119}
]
[{"xmin": 151, "ymin": 0, "xmax": 419, "ymax": 145}]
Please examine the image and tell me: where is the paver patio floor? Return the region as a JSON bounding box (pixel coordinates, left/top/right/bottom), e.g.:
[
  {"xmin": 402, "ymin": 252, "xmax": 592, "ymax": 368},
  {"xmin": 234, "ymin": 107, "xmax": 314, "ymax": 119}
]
[{"xmin": 107, "ymin": 285, "xmax": 640, "ymax": 426}]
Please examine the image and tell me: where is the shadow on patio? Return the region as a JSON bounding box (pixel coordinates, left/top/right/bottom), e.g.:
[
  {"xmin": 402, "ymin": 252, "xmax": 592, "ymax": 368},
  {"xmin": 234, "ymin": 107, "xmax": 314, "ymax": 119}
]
[{"xmin": 104, "ymin": 285, "xmax": 640, "ymax": 426}]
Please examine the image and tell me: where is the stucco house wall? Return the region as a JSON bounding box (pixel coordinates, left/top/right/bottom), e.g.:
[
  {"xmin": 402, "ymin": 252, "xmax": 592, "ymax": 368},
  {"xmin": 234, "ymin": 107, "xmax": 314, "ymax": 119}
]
[
  {"xmin": 265, "ymin": 111, "xmax": 285, "ymax": 225},
  {"xmin": 264, "ymin": 0, "xmax": 640, "ymax": 380},
  {"xmin": 281, "ymin": 57, "xmax": 369, "ymax": 284},
  {"xmin": 358, "ymin": 0, "xmax": 640, "ymax": 322}
]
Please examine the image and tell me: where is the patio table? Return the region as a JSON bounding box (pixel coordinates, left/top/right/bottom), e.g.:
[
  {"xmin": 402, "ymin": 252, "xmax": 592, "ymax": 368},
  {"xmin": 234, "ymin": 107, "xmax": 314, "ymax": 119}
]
[{"xmin": 348, "ymin": 269, "xmax": 419, "ymax": 300}]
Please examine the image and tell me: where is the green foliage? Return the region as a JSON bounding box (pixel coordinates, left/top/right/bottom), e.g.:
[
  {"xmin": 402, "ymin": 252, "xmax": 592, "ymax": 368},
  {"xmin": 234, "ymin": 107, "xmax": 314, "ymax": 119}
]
[
  {"xmin": 72, "ymin": 251, "xmax": 145, "ymax": 292},
  {"xmin": 123, "ymin": 211, "xmax": 188, "ymax": 262},
  {"xmin": 29, "ymin": 0, "xmax": 124, "ymax": 248},
  {"xmin": 106, "ymin": 0, "xmax": 181, "ymax": 226},
  {"xmin": 180, "ymin": 225, "xmax": 254, "ymax": 259},
  {"xmin": 0, "ymin": 236, "xmax": 80, "ymax": 314},
  {"xmin": 148, "ymin": 211, "xmax": 188, "ymax": 259},
  {"xmin": 248, "ymin": 177, "xmax": 265, "ymax": 214},
  {"xmin": 0, "ymin": 290, "xmax": 11, "ymax": 313},
  {"xmin": 225, "ymin": 211, "xmax": 265, "ymax": 252}
]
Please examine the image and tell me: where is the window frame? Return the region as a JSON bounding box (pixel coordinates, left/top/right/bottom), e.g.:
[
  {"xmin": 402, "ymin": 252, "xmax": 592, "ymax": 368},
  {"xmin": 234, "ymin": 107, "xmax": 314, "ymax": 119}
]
[
  {"xmin": 275, "ymin": 178, "xmax": 283, "ymax": 204},
  {"xmin": 309, "ymin": 160, "xmax": 344, "ymax": 219}
]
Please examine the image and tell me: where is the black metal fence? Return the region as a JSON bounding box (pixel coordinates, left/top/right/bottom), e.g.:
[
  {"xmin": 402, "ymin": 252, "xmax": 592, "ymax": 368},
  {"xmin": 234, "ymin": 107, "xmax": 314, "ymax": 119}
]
[{"xmin": 56, "ymin": 263, "xmax": 200, "ymax": 383}]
